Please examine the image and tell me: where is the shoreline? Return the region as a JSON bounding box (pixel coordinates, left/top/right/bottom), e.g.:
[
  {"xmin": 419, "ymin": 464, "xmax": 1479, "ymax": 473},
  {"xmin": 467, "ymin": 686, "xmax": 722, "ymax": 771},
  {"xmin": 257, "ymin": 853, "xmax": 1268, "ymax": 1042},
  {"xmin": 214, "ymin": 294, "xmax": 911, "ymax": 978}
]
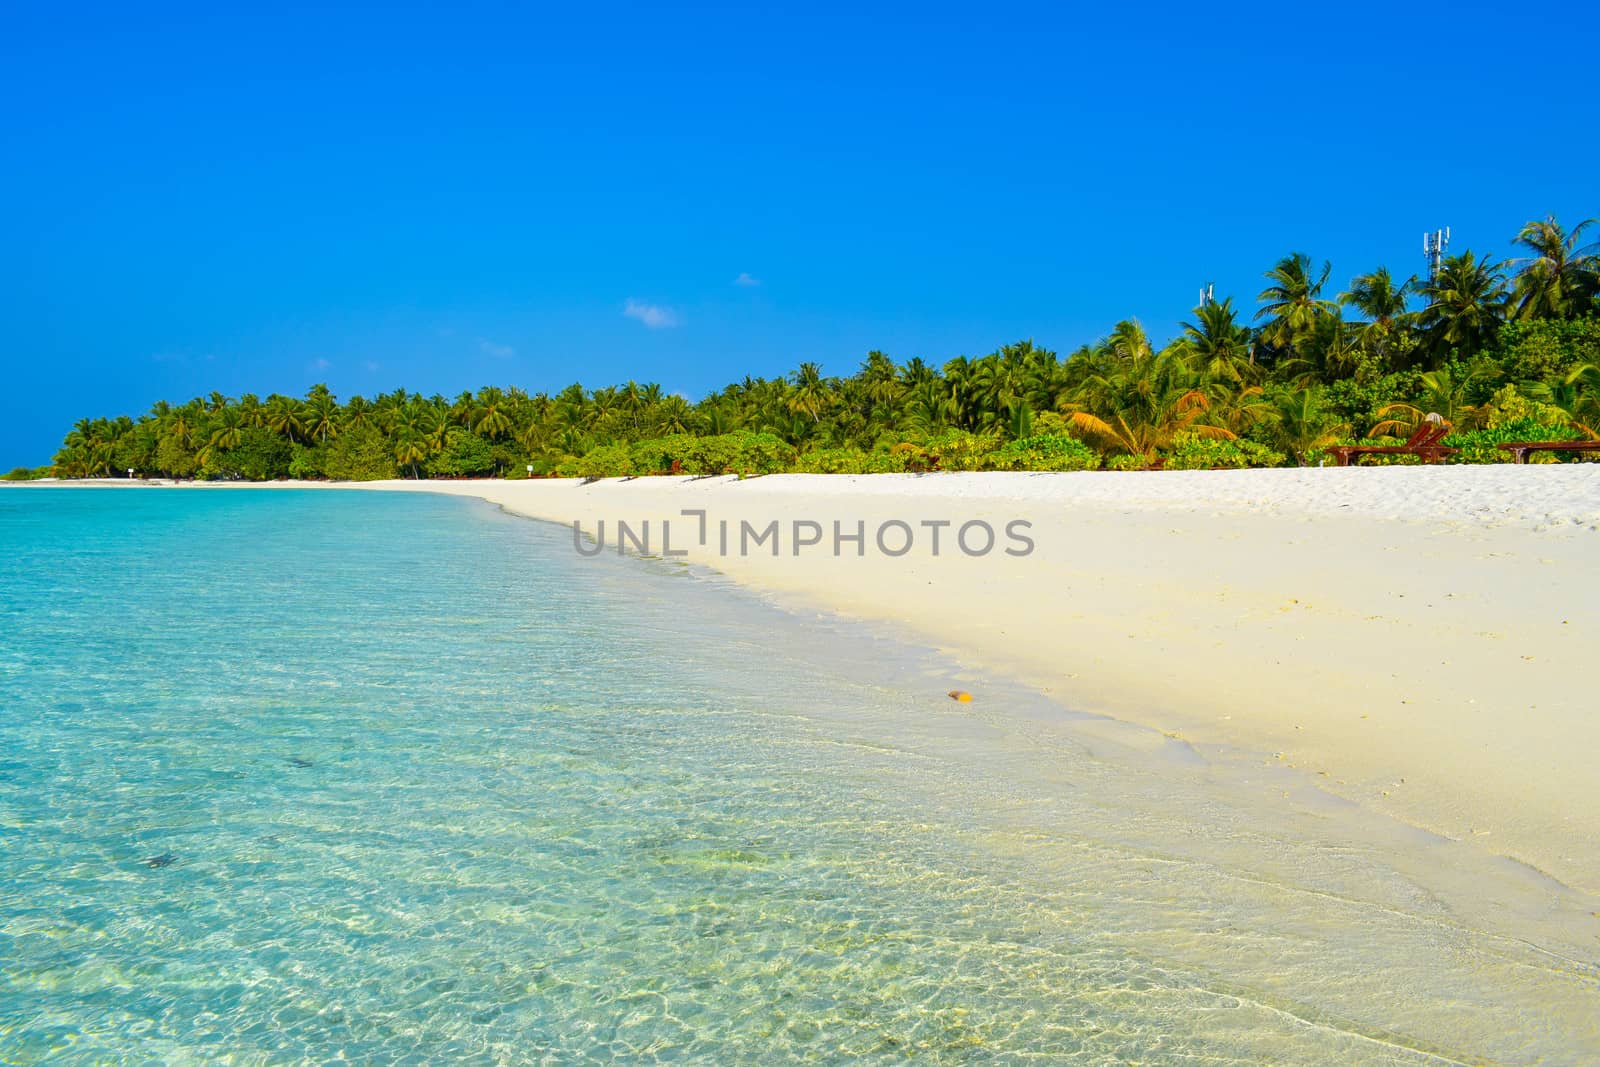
[
  {"xmin": 14, "ymin": 467, "xmax": 1600, "ymax": 900},
  {"xmin": 11, "ymin": 479, "xmax": 1600, "ymax": 1062}
]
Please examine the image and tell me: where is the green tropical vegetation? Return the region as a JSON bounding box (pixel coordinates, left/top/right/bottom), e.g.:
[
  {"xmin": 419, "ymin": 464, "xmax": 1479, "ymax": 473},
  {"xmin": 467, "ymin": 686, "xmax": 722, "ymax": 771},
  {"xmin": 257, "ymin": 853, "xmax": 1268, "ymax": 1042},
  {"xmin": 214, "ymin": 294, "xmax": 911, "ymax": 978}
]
[{"xmin": 43, "ymin": 214, "xmax": 1600, "ymax": 480}]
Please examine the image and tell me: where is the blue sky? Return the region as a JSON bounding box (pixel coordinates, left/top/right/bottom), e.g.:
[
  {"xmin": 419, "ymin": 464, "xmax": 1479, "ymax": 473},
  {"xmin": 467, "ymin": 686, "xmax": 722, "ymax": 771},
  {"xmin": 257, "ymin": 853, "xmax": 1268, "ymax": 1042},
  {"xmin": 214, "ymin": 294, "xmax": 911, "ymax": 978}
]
[{"xmin": 3, "ymin": 1, "xmax": 1596, "ymax": 465}]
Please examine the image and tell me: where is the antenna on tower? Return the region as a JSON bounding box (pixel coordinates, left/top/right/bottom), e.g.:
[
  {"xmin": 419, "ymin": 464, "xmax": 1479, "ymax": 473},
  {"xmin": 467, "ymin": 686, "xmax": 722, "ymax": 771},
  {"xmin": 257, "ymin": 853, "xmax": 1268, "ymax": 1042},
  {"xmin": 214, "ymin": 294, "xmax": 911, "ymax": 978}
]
[
  {"xmin": 1423, "ymin": 227, "xmax": 1450, "ymax": 283},
  {"xmin": 1198, "ymin": 282, "xmax": 1215, "ymax": 307}
]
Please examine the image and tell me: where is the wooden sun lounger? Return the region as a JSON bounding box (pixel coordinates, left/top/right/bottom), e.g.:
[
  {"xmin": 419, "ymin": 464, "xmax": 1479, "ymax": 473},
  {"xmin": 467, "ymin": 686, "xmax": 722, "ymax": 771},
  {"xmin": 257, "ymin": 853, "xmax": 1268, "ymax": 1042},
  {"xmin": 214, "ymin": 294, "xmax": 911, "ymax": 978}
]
[
  {"xmin": 1327, "ymin": 418, "xmax": 1456, "ymax": 467},
  {"xmin": 1496, "ymin": 440, "xmax": 1600, "ymax": 463}
]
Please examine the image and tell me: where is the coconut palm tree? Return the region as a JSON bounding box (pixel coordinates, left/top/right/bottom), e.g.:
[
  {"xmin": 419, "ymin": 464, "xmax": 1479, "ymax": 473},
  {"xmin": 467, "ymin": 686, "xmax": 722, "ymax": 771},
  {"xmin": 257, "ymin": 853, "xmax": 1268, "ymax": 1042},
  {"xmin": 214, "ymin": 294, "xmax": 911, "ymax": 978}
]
[
  {"xmin": 788, "ymin": 362, "xmax": 830, "ymax": 422},
  {"xmin": 657, "ymin": 394, "xmax": 693, "ymax": 434},
  {"xmin": 1416, "ymin": 252, "xmax": 1509, "ymax": 361},
  {"xmin": 1339, "ymin": 267, "xmax": 1415, "ymax": 368},
  {"xmin": 206, "ymin": 407, "xmax": 245, "ymax": 452},
  {"xmin": 1299, "ymin": 309, "xmax": 1361, "ymax": 381},
  {"xmin": 473, "ymin": 387, "xmax": 514, "ymax": 441},
  {"xmin": 1557, "ymin": 364, "xmax": 1600, "ymax": 439},
  {"xmin": 1181, "ymin": 297, "xmax": 1256, "ymax": 384},
  {"xmin": 420, "ymin": 406, "xmax": 450, "ymax": 456},
  {"xmin": 900, "ymin": 380, "xmax": 949, "ymax": 435},
  {"xmin": 262, "ymin": 394, "xmax": 307, "ymax": 442},
  {"xmin": 1342, "ymin": 267, "xmax": 1412, "ymax": 326},
  {"xmin": 1266, "ymin": 386, "xmax": 1347, "ymax": 464},
  {"xmin": 166, "ymin": 407, "xmax": 195, "ymax": 448},
  {"xmin": 1100, "ymin": 320, "xmax": 1153, "ymax": 363},
  {"xmin": 303, "ymin": 389, "xmax": 340, "ymax": 442},
  {"xmin": 1256, "ymin": 253, "xmax": 1336, "ymax": 360},
  {"xmin": 1508, "ymin": 215, "xmax": 1600, "ymax": 321},
  {"xmin": 619, "ymin": 380, "xmax": 646, "ymax": 429},
  {"xmin": 968, "ymin": 354, "xmax": 1025, "ymax": 430},
  {"xmin": 394, "ymin": 431, "xmax": 428, "ymax": 478},
  {"xmin": 857, "ymin": 350, "xmax": 902, "ymax": 420},
  {"xmin": 237, "ymin": 394, "xmax": 264, "ymax": 427},
  {"xmin": 390, "ymin": 402, "xmax": 440, "ymax": 477},
  {"xmin": 1063, "ymin": 350, "xmax": 1234, "ymax": 464},
  {"xmin": 901, "ymin": 357, "xmax": 938, "ymax": 389},
  {"xmin": 1523, "ymin": 370, "xmax": 1600, "ymax": 440}
]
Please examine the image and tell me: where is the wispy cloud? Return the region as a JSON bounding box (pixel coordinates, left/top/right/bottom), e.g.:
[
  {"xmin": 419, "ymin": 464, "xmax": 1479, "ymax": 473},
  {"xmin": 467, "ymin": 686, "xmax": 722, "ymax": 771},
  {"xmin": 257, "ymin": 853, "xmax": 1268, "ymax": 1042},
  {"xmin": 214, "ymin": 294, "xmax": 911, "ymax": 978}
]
[
  {"xmin": 364, "ymin": 360, "xmax": 381, "ymax": 372},
  {"xmin": 310, "ymin": 358, "xmax": 332, "ymax": 372},
  {"xmin": 624, "ymin": 298, "xmax": 681, "ymax": 329},
  {"xmin": 734, "ymin": 271, "xmax": 761, "ymax": 287},
  {"xmin": 479, "ymin": 339, "xmax": 515, "ymax": 359}
]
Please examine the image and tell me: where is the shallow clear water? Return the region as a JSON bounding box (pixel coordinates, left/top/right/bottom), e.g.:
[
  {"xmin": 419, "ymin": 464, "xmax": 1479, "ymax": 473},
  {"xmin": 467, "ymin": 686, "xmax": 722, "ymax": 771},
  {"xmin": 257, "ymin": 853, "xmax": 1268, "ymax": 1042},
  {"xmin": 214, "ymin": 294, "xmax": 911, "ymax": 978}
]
[{"xmin": 1, "ymin": 487, "xmax": 1596, "ymax": 1064}]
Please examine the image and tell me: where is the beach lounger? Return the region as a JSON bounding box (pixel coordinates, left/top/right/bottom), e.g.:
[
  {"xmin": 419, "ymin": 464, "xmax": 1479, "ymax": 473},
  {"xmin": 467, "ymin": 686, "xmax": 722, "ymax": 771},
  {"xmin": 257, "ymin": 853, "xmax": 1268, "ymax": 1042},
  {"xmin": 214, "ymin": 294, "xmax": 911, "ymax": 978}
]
[
  {"xmin": 1495, "ymin": 440, "xmax": 1600, "ymax": 463},
  {"xmin": 1327, "ymin": 415, "xmax": 1456, "ymax": 467}
]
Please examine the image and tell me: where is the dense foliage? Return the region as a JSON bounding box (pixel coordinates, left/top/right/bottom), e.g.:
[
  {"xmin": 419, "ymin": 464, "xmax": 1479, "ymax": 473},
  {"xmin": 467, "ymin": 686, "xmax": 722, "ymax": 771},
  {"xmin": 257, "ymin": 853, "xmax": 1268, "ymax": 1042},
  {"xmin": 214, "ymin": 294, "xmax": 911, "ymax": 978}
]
[{"xmin": 48, "ymin": 215, "xmax": 1600, "ymax": 480}]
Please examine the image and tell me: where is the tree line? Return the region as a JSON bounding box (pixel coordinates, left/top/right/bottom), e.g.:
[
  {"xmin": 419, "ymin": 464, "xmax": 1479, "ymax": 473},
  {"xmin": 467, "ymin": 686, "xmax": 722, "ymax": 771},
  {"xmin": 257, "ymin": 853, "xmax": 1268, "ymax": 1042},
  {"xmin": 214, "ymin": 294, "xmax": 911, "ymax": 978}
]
[{"xmin": 27, "ymin": 213, "xmax": 1600, "ymax": 481}]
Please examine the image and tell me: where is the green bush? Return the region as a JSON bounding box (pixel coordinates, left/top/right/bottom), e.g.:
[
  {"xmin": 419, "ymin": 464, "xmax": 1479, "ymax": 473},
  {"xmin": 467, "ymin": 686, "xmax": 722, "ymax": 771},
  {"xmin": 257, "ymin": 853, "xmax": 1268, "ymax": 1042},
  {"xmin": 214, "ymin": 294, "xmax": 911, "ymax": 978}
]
[
  {"xmin": 1482, "ymin": 385, "xmax": 1572, "ymax": 430},
  {"xmin": 1443, "ymin": 417, "xmax": 1586, "ymax": 464},
  {"xmin": 607, "ymin": 432, "xmax": 796, "ymax": 477},
  {"xmin": 793, "ymin": 448, "xmax": 870, "ymax": 474},
  {"xmin": 427, "ymin": 429, "xmax": 495, "ymax": 477},
  {"xmin": 920, "ymin": 430, "xmax": 1000, "ymax": 471},
  {"xmin": 1106, "ymin": 453, "xmax": 1154, "ymax": 471},
  {"xmin": 886, "ymin": 442, "xmax": 934, "ymax": 472},
  {"xmin": 155, "ymin": 436, "xmax": 200, "ymax": 478},
  {"xmin": 572, "ymin": 443, "xmax": 634, "ymax": 479},
  {"xmin": 861, "ymin": 449, "xmax": 915, "ymax": 473},
  {"xmin": 2, "ymin": 466, "xmax": 47, "ymax": 481},
  {"xmin": 204, "ymin": 427, "xmax": 292, "ymax": 480},
  {"xmin": 1313, "ymin": 434, "xmax": 1418, "ymax": 465},
  {"xmin": 525, "ymin": 454, "xmax": 567, "ymax": 477},
  {"xmin": 685, "ymin": 435, "xmax": 744, "ymax": 475},
  {"xmin": 489, "ymin": 443, "xmax": 519, "ymax": 477},
  {"xmin": 111, "ymin": 428, "xmax": 157, "ymax": 475},
  {"xmin": 627, "ymin": 434, "xmax": 697, "ymax": 475},
  {"xmin": 734, "ymin": 432, "xmax": 798, "ymax": 476},
  {"xmin": 1164, "ymin": 433, "xmax": 1286, "ymax": 470},
  {"xmin": 986, "ymin": 433, "xmax": 1100, "ymax": 471},
  {"xmin": 793, "ymin": 447, "xmax": 915, "ymax": 474},
  {"xmin": 1494, "ymin": 317, "xmax": 1600, "ymax": 384},
  {"xmin": 683, "ymin": 432, "xmax": 796, "ymax": 476},
  {"xmin": 1323, "ymin": 371, "xmax": 1421, "ymax": 429},
  {"xmin": 289, "ymin": 444, "xmax": 327, "ymax": 479},
  {"xmin": 1316, "ymin": 417, "xmax": 1586, "ymax": 465},
  {"xmin": 324, "ymin": 425, "xmax": 398, "ymax": 480}
]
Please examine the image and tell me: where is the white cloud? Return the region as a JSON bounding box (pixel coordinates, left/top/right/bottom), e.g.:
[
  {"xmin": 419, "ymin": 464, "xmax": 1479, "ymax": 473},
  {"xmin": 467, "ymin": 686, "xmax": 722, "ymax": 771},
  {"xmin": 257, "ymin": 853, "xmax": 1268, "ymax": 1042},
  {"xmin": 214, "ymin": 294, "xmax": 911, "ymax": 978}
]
[
  {"xmin": 364, "ymin": 360, "xmax": 381, "ymax": 372},
  {"xmin": 734, "ymin": 271, "xmax": 761, "ymax": 287},
  {"xmin": 479, "ymin": 339, "xmax": 515, "ymax": 359},
  {"xmin": 623, "ymin": 298, "xmax": 681, "ymax": 329},
  {"xmin": 310, "ymin": 358, "xmax": 332, "ymax": 372}
]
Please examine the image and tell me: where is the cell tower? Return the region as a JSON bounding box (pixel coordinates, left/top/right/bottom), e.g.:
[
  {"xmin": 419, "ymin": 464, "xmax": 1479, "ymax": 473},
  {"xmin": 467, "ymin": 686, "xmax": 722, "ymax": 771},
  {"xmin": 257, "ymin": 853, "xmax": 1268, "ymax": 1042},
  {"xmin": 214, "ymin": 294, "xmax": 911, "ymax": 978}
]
[
  {"xmin": 1423, "ymin": 227, "xmax": 1450, "ymax": 282},
  {"xmin": 1198, "ymin": 282, "xmax": 1215, "ymax": 307}
]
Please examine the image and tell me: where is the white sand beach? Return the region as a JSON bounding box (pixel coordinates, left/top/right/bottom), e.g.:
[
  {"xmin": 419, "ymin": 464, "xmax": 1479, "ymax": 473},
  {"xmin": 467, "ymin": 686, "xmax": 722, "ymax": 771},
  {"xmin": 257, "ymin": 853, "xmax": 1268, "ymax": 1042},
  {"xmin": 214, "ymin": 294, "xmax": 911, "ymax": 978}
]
[{"xmin": 346, "ymin": 466, "xmax": 1600, "ymax": 897}]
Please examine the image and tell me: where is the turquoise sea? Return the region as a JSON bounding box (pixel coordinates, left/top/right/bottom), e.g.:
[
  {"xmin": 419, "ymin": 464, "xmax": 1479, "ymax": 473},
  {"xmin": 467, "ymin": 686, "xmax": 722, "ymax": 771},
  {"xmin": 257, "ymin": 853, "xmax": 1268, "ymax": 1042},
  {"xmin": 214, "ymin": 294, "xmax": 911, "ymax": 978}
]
[{"xmin": 1, "ymin": 487, "xmax": 1596, "ymax": 1064}]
